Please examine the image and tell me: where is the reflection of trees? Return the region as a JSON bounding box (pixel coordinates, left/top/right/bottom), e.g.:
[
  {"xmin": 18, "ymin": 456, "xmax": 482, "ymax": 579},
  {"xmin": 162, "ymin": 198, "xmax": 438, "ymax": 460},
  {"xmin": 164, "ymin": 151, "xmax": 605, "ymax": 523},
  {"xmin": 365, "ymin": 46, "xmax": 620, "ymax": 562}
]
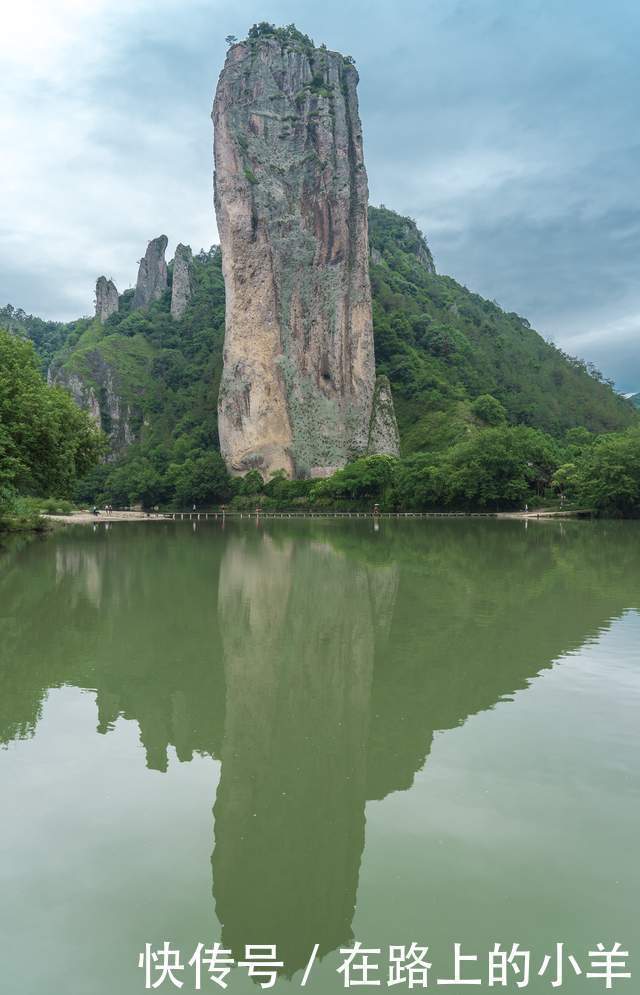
[
  {"xmin": 0, "ymin": 519, "xmax": 638, "ymax": 971},
  {"xmin": 365, "ymin": 521, "xmax": 640, "ymax": 799},
  {"xmin": 0, "ymin": 525, "xmax": 227, "ymax": 762}
]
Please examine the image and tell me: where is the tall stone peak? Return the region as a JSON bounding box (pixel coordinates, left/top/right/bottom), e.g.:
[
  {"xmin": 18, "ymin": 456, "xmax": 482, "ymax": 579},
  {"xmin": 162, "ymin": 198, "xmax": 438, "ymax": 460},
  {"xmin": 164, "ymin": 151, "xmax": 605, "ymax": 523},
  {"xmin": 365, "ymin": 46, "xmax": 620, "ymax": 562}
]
[
  {"xmin": 95, "ymin": 276, "xmax": 119, "ymax": 322},
  {"xmin": 171, "ymin": 243, "xmax": 193, "ymax": 319},
  {"xmin": 214, "ymin": 29, "xmax": 392, "ymax": 479},
  {"xmin": 133, "ymin": 235, "xmax": 168, "ymax": 310}
]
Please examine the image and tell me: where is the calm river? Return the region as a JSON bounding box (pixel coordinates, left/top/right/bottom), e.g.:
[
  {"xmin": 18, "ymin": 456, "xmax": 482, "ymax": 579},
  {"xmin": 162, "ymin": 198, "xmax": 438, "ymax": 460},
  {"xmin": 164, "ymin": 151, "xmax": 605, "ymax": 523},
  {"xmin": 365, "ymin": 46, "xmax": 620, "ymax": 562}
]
[{"xmin": 1, "ymin": 520, "xmax": 638, "ymax": 993}]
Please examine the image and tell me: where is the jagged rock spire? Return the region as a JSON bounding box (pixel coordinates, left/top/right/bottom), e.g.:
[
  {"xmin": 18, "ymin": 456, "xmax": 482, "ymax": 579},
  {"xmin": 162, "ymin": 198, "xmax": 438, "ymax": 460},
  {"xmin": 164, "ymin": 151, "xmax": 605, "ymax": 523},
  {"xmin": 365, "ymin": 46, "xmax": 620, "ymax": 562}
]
[
  {"xmin": 171, "ymin": 243, "xmax": 193, "ymax": 319},
  {"xmin": 95, "ymin": 276, "xmax": 119, "ymax": 322},
  {"xmin": 213, "ymin": 31, "xmax": 386, "ymax": 479},
  {"xmin": 133, "ymin": 235, "xmax": 168, "ymax": 310}
]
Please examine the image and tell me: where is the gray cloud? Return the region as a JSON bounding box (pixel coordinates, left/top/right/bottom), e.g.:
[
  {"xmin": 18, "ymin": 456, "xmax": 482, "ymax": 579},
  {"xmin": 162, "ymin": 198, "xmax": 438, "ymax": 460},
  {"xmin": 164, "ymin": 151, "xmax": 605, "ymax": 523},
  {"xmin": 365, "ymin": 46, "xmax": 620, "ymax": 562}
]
[{"xmin": 1, "ymin": 0, "xmax": 638, "ymax": 389}]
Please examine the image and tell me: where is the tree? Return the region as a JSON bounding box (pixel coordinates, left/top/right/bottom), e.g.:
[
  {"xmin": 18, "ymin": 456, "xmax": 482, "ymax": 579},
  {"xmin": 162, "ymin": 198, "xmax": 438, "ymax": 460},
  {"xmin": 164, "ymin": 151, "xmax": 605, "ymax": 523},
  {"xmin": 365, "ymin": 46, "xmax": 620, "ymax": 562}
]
[
  {"xmin": 168, "ymin": 453, "xmax": 232, "ymax": 506},
  {"xmin": 443, "ymin": 426, "xmax": 558, "ymax": 508},
  {"xmin": 395, "ymin": 425, "xmax": 559, "ymax": 510},
  {"xmin": 0, "ymin": 329, "xmax": 104, "ymax": 499},
  {"xmin": 471, "ymin": 393, "xmax": 507, "ymax": 426},
  {"xmin": 238, "ymin": 469, "xmax": 264, "ymax": 497},
  {"xmin": 126, "ymin": 461, "xmax": 165, "ymax": 508},
  {"xmin": 574, "ymin": 428, "xmax": 640, "ymax": 517},
  {"xmin": 311, "ymin": 455, "xmax": 398, "ymax": 504}
]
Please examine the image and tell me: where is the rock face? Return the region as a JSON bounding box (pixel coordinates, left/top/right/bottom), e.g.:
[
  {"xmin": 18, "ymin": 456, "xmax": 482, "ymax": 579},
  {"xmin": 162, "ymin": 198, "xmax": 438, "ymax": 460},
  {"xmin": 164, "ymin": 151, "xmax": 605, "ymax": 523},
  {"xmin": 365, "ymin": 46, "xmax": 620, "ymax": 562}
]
[
  {"xmin": 133, "ymin": 235, "xmax": 168, "ymax": 310},
  {"xmin": 51, "ymin": 361, "xmax": 139, "ymax": 456},
  {"xmin": 368, "ymin": 375, "xmax": 400, "ymax": 456},
  {"xmin": 213, "ymin": 34, "xmax": 385, "ymax": 478},
  {"xmin": 170, "ymin": 243, "xmax": 193, "ymax": 319},
  {"xmin": 399, "ymin": 217, "xmax": 436, "ymax": 272},
  {"xmin": 95, "ymin": 277, "xmax": 119, "ymax": 322}
]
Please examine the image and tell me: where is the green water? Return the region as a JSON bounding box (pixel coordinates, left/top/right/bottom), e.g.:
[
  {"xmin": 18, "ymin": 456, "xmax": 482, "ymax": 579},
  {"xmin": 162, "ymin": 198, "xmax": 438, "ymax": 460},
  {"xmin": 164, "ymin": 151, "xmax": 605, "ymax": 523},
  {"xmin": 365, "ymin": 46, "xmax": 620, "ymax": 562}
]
[{"xmin": 0, "ymin": 520, "xmax": 638, "ymax": 994}]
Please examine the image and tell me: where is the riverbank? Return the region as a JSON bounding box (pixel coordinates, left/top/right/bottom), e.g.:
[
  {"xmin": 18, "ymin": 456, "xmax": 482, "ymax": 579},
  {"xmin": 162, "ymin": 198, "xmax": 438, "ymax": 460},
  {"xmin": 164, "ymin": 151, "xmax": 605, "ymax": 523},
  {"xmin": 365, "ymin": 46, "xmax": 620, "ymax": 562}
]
[
  {"xmin": 44, "ymin": 507, "xmax": 593, "ymax": 525},
  {"xmin": 0, "ymin": 516, "xmax": 50, "ymax": 534},
  {"xmin": 44, "ymin": 510, "xmax": 169, "ymax": 525},
  {"xmin": 497, "ymin": 508, "xmax": 593, "ymax": 520}
]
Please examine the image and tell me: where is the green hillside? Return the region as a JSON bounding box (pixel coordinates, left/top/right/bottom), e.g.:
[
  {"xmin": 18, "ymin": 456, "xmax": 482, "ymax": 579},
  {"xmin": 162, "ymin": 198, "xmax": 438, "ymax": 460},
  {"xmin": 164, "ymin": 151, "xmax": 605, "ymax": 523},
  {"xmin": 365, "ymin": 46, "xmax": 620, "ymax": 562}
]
[
  {"xmin": 2, "ymin": 207, "xmax": 636, "ymax": 509},
  {"xmin": 368, "ymin": 207, "xmax": 636, "ymax": 452}
]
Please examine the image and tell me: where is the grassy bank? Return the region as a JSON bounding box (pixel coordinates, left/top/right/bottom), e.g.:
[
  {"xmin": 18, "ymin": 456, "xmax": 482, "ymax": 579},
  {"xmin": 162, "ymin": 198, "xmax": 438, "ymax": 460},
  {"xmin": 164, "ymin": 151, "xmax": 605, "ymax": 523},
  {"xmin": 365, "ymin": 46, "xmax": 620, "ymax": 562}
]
[{"xmin": 0, "ymin": 496, "xmax": 77, "ymax": 533}]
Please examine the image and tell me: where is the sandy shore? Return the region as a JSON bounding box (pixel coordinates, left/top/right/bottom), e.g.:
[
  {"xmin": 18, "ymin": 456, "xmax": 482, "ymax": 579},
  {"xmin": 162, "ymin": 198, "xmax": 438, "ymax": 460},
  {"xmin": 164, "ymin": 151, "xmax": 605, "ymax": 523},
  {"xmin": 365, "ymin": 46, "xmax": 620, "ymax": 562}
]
[
  {"xmin": 44, "ymin": 510, "xmax": 172, "ymax": 525},
  {"xmin": 497, "ymin": 508, "xmax": 591, "ymax": 520}
]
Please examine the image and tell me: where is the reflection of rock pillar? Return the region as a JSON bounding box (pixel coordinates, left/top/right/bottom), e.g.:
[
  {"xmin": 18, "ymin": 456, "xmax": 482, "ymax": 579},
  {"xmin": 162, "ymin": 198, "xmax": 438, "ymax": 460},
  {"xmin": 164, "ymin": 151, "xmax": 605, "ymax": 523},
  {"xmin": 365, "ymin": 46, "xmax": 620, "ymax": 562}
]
[
  {"xmin": 212, "ymin": 532, "xmax": 397, "ymax": 975},
  {"xmin": 96, "ymin": 690, "xmax": 120, "ymax": 734}
]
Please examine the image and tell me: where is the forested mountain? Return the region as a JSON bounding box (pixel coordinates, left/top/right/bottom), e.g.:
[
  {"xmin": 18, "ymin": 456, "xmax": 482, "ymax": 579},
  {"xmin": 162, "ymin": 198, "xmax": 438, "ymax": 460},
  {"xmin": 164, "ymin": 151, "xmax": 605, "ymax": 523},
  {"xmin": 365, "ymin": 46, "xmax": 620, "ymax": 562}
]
[
  {"xmin": 368, "ymin": 208, "xmax": 635, "ymax": 450},
  {"xmin": 1, "ymin": 206, "xmax": 636, "ymax": 509}
]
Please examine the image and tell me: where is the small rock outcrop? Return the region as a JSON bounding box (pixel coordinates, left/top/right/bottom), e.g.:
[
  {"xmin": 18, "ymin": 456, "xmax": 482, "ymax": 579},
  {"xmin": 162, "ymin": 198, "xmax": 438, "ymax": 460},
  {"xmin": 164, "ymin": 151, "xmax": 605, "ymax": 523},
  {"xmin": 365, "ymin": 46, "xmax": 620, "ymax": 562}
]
[
  {"xmin": 50, "ymin": 361, "xmax": 139, "ymax": 456},
  {"xmin": 95, "ymin": 276, "xmax": 119, "ymax": 322},
  {"xmin": 171, "ymin": 243, "xmax": 193, "ymax": 319},
  {"xmin": 408, "ymin": 227, "xmax": 436, "ymax": 272},
  {"xmin": 368, "ymin": 206, "xmax": 436, "ymax": 274},
  {"xmin": 368, "ymin": 375, "xmax": 400, "ymax": 456},
  {"xmin": 214, "ymin": 29, "xmax": 389, "ymax": 479},
  {"xmin": 133, "ymin": 235, "xmax": 168, "ymax": 309}
]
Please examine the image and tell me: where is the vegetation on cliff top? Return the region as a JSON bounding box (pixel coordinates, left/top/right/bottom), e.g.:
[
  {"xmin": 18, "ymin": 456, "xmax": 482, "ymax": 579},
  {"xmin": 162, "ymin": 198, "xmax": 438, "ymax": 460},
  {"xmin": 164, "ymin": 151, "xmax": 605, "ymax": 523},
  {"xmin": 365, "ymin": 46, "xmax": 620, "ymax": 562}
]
[
  {"xmin": 245, "ymin": 22, "xmax": 315, "ymax": 49},
  {"xmin": 227, "ymin": 22, "xmax": 356, "ymax": 67}
]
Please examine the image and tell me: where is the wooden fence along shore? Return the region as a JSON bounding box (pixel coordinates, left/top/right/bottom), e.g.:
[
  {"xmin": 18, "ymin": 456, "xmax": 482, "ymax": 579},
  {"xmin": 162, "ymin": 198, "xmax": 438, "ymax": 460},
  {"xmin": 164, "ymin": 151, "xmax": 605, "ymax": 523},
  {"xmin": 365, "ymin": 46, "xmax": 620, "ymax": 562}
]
[
  {"xmin": 162, "ymin": 508, "xmax": 592, "ymax": 521},
  {"xmin": 45, "ymin": 508, "xmax": 593, "ymax": 525}
]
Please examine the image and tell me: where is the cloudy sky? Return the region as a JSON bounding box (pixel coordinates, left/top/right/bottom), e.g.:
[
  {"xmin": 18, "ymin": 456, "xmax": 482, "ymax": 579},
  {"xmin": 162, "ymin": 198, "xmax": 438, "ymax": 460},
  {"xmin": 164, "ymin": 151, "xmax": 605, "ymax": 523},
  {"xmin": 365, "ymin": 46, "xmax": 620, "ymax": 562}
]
[{"xmin": 2, "ymin": 0, "xmax": 638, "ymax": 390}]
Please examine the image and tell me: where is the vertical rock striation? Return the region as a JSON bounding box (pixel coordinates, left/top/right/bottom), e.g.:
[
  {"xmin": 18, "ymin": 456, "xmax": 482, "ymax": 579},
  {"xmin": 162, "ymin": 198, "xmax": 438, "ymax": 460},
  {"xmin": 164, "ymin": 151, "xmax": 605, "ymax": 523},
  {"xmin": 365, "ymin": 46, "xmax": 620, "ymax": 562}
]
[
  {"xmin": 170, "ymin": 243, "xmax": 193, "ymax": 319},
  {"xmin": 368, "ymin": 375, "xmax": 400, "ymax": 456},
  {"xmin": 95, "ymin": 276, "xmax": 119, "ymax": 322},
  {"xmin": 49, "ymin": 359, "xmax": 141, "ymax": 456},
  {"xmin": 213, "ymin": 31, "xmax": 390, "ymax": 478},
  {"xmin": 133, "ymin": 235, "xmax": 168, "ymax": 310}
]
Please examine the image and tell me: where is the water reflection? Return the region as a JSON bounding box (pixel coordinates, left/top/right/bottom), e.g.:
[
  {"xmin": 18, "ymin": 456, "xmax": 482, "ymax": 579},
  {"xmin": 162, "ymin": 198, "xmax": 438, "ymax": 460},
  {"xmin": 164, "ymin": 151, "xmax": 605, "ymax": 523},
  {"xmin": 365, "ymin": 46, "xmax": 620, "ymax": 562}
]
[
  {"xmin": 214, "ymin": 531, "xmax": 398, "ymax": 970},
  {"xmin": 1, "ymin": 520, "xmax": 639, "ymax": 974}
]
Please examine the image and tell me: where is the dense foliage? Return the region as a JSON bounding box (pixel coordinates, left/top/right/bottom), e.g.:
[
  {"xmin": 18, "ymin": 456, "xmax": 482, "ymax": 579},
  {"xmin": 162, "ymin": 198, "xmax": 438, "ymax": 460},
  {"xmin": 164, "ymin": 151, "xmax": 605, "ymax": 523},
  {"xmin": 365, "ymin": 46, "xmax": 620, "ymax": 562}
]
[
  {"xmin": 245, "ymin": 22, "xmax": 315, "ymax": 49},
  {"xmin": 553, "ymin": 426, "xmax": 640, "ymax": 517},
  {"xmin": 368, "ymin": 207, "xmax": 636, "ymax": 448},
  {"xmin": 64, "ymin": 249, "xmax": 231, "ymax": 509},
  {"xmin": 0, "ymin": 304, "xmax": 90, "ymax": 372},
  {"xmin": 232, "ymin": 424, "xmax": 639, "ymax": 516},
  {"xmin": 0, "ymin": 330, "xmax": 104, "ymax": 525},
  {"xmin": 6, "ymin": 207, "xmax": 638, "ymax": 516}
]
